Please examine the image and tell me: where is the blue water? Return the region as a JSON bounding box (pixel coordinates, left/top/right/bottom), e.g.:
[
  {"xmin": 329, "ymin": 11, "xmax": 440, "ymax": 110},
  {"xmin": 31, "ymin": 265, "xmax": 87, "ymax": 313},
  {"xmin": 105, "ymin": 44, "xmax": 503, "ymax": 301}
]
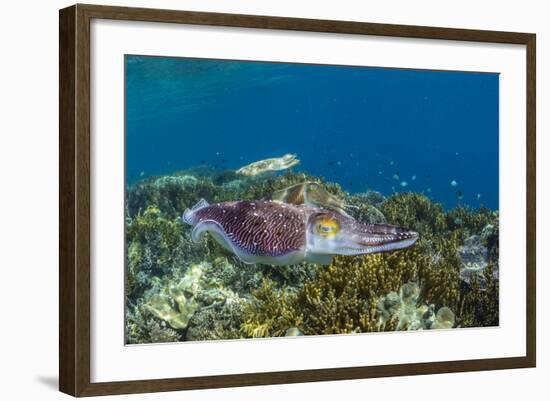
[{"xmin": 125, "ymin": 55, "xmax": 499, "ymax": 210}]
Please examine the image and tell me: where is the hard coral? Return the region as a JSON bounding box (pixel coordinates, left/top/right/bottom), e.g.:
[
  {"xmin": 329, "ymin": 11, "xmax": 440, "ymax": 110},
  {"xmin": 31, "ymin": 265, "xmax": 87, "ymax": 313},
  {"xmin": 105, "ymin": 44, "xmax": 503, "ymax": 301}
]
[
  {"xmin": 241, "ymin": 249, "xmax": 431, "ymax": 337},
  {"xmin": 143, "ymin": 264, "xmax": 204, "ymax": 330},
  {"xmin": 381, "ymin": 192, "xmax": 447, "ymax": 237}
]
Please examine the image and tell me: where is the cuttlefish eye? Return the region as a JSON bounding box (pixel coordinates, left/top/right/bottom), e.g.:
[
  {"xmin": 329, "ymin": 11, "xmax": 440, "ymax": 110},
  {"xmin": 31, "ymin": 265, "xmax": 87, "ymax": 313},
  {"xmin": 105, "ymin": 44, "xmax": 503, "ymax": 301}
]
[{"xmin": 315, "ymin": 217, "xmax": 340, "ymax": 238}]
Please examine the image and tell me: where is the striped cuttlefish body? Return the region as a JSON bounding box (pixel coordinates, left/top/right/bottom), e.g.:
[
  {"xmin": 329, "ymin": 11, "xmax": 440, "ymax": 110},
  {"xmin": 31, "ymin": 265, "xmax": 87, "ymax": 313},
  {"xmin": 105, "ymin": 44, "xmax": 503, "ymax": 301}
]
[{"xmin": 183, "ymin": 199, "xmax": 418, "ymax": 266}]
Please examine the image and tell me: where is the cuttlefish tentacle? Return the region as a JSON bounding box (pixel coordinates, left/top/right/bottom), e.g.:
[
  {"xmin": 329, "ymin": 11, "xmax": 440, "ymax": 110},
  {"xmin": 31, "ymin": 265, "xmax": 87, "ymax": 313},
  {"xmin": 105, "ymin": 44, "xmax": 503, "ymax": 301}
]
[{"xmin": 183, "ymin": 199, "xmax": 418, "ymax": 266}]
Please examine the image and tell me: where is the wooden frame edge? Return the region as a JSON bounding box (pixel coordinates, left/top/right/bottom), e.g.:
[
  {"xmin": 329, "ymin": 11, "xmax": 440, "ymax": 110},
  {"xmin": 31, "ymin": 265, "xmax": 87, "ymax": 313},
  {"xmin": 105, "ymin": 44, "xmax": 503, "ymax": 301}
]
[
  {"xmin": 525, "ymin": 33, "xmax": 536, "ymax": 368},
  {"xmin": 59, "ymin": 4, "xmax": 77, "ymax": 396},
  {"xmin": 59, "ymin": 3, "xmax": 537, "ymax": 397}
]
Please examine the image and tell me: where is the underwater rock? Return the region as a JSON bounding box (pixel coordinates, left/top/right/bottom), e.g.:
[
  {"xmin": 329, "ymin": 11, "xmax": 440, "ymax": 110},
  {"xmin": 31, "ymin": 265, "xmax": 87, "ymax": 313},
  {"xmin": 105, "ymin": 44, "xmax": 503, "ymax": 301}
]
[
  {"xmin": 458, "ymin": 235, "xmax": 490, "ymax": 286},
  {"xmin": 236, "ymin": 153, "xmax": 300, "ymax": 177}
]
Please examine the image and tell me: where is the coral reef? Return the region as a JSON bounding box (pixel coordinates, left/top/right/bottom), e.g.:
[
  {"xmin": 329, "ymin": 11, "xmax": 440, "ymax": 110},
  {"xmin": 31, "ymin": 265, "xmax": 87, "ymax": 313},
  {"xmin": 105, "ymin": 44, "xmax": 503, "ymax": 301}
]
[
  {"xmin": 125, "ymin": 168, "xmax": 499, "ymax": 344},
  {"xmin": 381, "ymin": 192, "xmax": 447, "ymax": 238},
  {"xmin": 376, "ymin": 283, "xmax": 455, "ymax": 330},
  {"xmin": 458, "ymin": 234, "xmax": 499, "ymax": 287},
  {"xmin": 143, "ymin": 263, "xmax": 204, "ymax": 330},
  {"xmin": 241, "ymin": 249, "xmax": 436, "ymax": 337}
]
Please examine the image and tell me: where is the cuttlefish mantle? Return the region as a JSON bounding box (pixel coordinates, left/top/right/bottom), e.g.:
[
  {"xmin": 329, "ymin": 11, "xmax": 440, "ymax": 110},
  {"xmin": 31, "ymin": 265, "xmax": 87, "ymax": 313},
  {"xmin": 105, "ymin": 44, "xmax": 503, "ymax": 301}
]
[{"xmin": 183, "ymin": 199, "xmax": 418, "ymax": 266}]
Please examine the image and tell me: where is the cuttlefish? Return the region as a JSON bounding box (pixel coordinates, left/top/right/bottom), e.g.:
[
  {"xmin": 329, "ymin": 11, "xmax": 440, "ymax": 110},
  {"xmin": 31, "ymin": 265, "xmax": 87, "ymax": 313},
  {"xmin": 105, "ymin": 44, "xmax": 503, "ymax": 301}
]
[
  {"xmin": 236, "ymin": 153, "xmax": 299, "ymax": 177},
  {"xmin": 183, "ymin": 199, "xmax": 418, "ymax": 266},
  {"xmin": 272, "ymin": 181, "xmax": 356, "ymax": 217}
]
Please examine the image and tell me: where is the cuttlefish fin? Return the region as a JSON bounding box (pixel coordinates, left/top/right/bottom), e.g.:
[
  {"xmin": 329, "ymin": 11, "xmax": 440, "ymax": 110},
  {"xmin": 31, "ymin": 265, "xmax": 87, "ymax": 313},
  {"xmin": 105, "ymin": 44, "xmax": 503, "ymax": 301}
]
[
  {"xmin": 191, "ymin": 219, "xmax": 256, "ymax": 265},
  {"xmin": 183, "ymin": 198, "xmax": 209, "ymax": 225},
  {"xmin": 305, "ymin": 253, "xmax": 333, "ymax": 265}
]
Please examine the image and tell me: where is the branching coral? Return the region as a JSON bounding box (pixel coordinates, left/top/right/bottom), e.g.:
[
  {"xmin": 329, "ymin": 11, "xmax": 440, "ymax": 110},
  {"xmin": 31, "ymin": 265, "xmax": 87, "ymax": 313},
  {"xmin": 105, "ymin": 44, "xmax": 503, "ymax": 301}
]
[
  {"xmin": 381, "ymin": 192, "xmax": 447, "ymax": 237},
  {"xmin": 241, "ymin": 249, "xmax": 431, "ymax": 337},
  {"xmin": 446, "ymin": 205, "xmax": 497, "ymax": 239},
  {"xmin": 241, "ymin": 279, "xmax": 304, "ymax": 338}
]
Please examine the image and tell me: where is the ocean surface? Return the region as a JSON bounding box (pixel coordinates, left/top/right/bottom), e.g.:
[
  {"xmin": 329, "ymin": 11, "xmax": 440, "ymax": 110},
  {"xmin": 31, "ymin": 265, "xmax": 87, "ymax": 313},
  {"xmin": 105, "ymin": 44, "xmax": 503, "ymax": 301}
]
[{"xmin": 125, "ymin": 55, "xmax": 499, "ymax": 210}]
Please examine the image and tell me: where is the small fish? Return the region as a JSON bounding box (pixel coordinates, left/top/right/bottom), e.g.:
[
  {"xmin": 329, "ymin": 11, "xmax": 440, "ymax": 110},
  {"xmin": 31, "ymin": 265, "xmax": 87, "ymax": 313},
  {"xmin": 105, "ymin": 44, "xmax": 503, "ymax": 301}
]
[
  {"xmin": 412, "ymin": 175, "xmax": 417, "ymax": 181},
  {"xmin": 477, "ymin": 193, "xmax": 482, "ymax": 200},
  {"xmin": 139, "ymin": 171, "xmax": 145, "ymax": 177},
  {"xmin": 427, "ymin": 188, "xmax": 432, "ymax": 193},
  {"xmin": 451, "ymin": 180, "xmax": 458, "ymax": 187},
  {"xmin": 456, "ymin": 190, "xmax": 464, "ymax": 200},
  {"xmin": 400, "ymin": 181, "xmax": 408, "ymax": 187},
  {"xmin": 392, "ymin": 172, "xmax": 400, "ymax": 180}
]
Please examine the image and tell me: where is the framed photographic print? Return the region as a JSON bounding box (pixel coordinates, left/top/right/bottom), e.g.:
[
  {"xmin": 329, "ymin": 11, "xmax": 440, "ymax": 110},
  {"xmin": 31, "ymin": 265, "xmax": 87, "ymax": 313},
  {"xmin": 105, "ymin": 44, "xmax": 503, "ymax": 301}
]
[{"xmin": 59, "ymin": 4, "xmax": 536, "ymax": 397}]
